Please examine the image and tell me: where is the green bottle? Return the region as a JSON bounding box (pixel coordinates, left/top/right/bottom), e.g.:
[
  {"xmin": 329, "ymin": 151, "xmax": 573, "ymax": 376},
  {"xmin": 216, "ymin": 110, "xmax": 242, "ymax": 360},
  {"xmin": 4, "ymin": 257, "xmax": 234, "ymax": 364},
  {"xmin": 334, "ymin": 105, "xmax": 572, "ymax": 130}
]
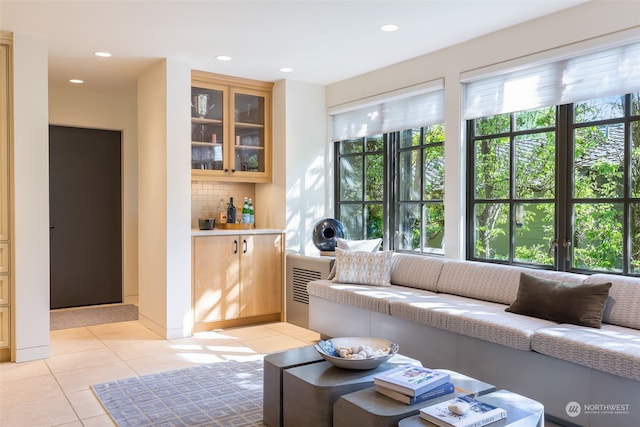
[{"xmin": 242, "ymin": 197, "xmax": 250, "ymax": 223}]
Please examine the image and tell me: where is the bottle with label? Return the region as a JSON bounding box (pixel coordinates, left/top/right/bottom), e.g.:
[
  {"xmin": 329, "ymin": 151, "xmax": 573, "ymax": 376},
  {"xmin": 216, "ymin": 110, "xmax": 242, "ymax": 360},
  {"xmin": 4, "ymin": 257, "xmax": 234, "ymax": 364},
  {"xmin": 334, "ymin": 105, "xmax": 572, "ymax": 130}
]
[
  {"xmin": 227, "ymin": 197, "xmax": 236, "ymax": 224},
  {"xmin": 248, "ymin": 198, "xmax": 255, "ymax": 225},
  {"xmin": 218, "ymin": 199, "xmax": 227, "ymax": 224},
  {"xmin": 242, "ymin": 197, "xmax": 250, "ymax": 224}
]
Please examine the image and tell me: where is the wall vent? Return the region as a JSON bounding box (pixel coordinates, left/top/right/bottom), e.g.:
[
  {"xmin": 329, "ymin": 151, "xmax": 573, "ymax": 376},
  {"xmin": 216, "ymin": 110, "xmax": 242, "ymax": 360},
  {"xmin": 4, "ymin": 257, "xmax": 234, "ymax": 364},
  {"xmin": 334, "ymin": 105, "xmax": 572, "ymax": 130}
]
[{"xmin": 285, "ymin": 254, "xmax": 334, "ymax": 328}]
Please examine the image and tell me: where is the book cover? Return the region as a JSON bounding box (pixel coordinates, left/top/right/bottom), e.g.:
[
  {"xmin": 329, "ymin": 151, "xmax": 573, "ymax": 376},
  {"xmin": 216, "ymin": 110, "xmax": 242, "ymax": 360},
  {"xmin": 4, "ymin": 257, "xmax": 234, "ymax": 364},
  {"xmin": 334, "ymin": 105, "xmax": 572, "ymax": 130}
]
[
  {"xmin": 376, "ymin": 381, "xmax": 455, "ymax": 405},
  {"xmin": 373, "ymin": 365, "xmax": 451, "ymax": 397},
  {"xmin": 419, "ymin": 394, "xmax": 507, "ymax": 427}
]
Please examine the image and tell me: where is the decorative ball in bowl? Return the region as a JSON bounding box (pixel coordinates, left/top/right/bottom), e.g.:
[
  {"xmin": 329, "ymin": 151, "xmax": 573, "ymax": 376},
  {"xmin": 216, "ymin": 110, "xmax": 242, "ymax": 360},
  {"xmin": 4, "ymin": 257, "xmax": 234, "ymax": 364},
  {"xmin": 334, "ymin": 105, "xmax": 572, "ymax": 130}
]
[{"xmin": 314, "ymin": 337, "xmax": 399, "ymax": 370}]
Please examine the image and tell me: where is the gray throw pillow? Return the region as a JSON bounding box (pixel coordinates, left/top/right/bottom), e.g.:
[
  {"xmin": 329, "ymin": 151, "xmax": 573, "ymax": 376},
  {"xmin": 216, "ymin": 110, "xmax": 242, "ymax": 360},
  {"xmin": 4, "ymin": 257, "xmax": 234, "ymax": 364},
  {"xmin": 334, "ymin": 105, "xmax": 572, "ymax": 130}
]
[{"xmin": 505, "ymin": 272, "xmax": 611, "ymax": 328}]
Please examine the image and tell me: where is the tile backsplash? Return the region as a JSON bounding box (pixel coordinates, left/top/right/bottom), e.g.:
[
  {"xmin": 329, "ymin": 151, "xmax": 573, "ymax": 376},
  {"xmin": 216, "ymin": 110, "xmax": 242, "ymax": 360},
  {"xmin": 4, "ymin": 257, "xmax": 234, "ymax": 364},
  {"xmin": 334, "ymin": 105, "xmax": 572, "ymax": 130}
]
[{"xmin": 191, "ymin": 181, "xmax": 255, "ymax": 228}]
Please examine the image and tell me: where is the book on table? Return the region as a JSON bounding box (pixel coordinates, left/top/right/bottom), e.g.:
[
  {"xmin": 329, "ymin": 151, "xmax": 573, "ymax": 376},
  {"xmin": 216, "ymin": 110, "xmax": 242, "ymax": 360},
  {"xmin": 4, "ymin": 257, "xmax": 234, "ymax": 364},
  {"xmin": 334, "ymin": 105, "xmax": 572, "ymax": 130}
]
[
  {"xmin": 375, "ymin": 381, "xmax": 454, "ymax": 405},
  {"xmin": 373, "ymin": 365, "xmax": 451, "ymax": 397},
  {"xmin": 419, "ymin": 394, "xmax": 507, "ymax": 427}
]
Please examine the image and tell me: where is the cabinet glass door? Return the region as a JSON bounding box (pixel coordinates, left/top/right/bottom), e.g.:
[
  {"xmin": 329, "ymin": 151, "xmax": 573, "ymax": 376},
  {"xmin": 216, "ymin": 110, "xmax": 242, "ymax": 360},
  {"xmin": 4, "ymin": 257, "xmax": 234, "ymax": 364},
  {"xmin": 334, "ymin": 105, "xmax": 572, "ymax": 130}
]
[
  {"xmin": 191, "ymin": 87, "xmax": 224, "ymax": 171},
  {"xmin": 232, "ymin": 91, "xmax": 265, "ymax": 173}
]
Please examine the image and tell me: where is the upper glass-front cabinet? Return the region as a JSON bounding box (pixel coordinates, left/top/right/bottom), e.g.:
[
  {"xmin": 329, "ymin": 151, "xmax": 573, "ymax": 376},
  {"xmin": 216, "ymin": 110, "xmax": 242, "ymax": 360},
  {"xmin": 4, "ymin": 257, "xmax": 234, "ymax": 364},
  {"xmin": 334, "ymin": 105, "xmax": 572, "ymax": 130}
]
[{"xmin": 191, "ymin": 71, "xmax": 272, "ymax": 183}]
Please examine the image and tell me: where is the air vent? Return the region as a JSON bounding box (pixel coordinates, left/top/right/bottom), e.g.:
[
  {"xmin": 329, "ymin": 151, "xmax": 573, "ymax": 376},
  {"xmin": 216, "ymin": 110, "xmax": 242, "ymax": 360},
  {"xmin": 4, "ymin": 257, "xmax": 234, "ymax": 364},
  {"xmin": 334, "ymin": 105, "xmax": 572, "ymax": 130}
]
[
  {"xmin": 292, "ymin": 267, "xmax": 321, "ymax": 304},
  {"xmin": 286, "ymin": 253, "xmax": 334, "ymax": 328}
]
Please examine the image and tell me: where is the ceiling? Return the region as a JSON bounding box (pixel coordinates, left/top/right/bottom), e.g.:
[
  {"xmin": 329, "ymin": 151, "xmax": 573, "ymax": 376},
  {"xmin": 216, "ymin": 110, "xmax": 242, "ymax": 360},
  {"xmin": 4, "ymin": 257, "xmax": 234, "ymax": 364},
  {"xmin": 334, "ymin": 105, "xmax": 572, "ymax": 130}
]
[{"xmin": 1, "ymin": 0, "xmax": 589, "ymax": 93}]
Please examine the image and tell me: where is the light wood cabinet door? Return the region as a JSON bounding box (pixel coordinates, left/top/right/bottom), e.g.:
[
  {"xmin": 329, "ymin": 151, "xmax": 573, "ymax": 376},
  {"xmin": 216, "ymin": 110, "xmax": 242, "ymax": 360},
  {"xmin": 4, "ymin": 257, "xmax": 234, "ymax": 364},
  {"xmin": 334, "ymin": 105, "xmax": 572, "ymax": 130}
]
[
  {"xmin": 193, "ymin": 235, "xmax": 240, "ymax": 323},
  {"xmin": 191, "ymin": 70, "xmax": 273, "ymax": 183},
  {"xmin": 239, "ymin": 234, "xmax": 283, "ymax": 317}
]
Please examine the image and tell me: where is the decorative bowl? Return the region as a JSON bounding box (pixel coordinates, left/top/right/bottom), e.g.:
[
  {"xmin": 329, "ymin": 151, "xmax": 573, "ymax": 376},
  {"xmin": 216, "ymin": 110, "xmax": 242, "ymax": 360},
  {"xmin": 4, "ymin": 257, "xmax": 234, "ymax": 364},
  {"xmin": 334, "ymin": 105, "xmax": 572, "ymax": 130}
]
[{"xmin": 314, "ymin": 337, "xmax": 399, "ymax": 370}]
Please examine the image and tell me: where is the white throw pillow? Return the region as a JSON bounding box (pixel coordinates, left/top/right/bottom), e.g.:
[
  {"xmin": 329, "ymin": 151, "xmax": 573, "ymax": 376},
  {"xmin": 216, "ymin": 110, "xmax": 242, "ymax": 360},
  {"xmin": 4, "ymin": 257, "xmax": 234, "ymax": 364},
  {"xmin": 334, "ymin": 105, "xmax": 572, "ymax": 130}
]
[
  {"xmin": 332, "ymin": 248, "xmax": 392, "ymax": 287},
  {"xmin": 326, "ymin": 238, "xmax": 382, "ymax": 280}
]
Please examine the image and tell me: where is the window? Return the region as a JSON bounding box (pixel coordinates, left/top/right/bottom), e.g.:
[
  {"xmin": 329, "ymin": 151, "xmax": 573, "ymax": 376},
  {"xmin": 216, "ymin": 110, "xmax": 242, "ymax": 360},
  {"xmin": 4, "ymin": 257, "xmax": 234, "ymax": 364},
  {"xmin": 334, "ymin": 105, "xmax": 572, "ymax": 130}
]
[
  {"xmin": 396, "ymin": 126, "xmax": 445, "ymax": 253},
  {"xmin": 467, "ymin": 94, "xmax": 640, "ymax": 274},
  {"xmin": 330, "ymin": 83, "xmax": 444, "ymax": 253},
  {"xmin": 464, "ymin": 41, "xmax": 640, "ymax": 275},
  {"xmin": 335, "ymin": 135, "xmax": 385, "ymax": 240},
  {"xmin": 334, "ymin": 125, "xmax": 445, "ymax": 254}
]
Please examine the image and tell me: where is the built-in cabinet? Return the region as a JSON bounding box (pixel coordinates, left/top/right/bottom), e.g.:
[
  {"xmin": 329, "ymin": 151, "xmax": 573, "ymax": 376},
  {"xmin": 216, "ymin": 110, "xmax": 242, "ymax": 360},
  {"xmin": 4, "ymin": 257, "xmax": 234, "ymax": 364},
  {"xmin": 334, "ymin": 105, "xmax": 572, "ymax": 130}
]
[
  {"xmin": 191, "ymin": 71, "xmax": 273, "ymax": 183},
  {"xmin": 0, "ymin": 36, "xmax": 11, "ymax": 360},
  {"xmin": 192, "ymin": 232, "xmax": 283, "ymax": 331}
]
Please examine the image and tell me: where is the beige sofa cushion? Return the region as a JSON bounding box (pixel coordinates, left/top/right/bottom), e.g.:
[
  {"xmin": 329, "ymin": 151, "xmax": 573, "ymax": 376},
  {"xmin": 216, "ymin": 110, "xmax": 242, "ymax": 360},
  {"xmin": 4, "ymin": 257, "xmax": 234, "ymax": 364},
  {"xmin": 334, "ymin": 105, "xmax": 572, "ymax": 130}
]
[
  {"xmin": 390, "ymin": 294, "xmax": 556, "ymax": 351},
  {"xmin": 307, "ymin": 279, "xmax": 437, "ymax": 315},
  {"xmin": 437, "ymin": 260, "xmax": 586, "ymax": 305},
  {"xmin": 585, "ymin": 274, "xmax": 640, "ymax": 330},
  {"xmin": 532, "ymin": 323, "xmax": 640, "ymax": 382},
  {"xmin": 389, "ymin": 253, "xmax": 447, "ymax": 291}
]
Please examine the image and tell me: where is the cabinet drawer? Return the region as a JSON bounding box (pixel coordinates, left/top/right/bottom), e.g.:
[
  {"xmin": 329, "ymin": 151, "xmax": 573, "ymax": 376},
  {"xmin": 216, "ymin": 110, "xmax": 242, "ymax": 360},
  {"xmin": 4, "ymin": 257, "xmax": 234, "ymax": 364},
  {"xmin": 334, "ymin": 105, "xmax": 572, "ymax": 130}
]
[
  {"xmin": 0, "ymin": 306, "xmax": 9, "ymax": 348},
  {"xmin": 0, "ymin": 274, "xmax": 8, "ymax": 305},
  {"xmin": 0, "ymin": 243, "xmax": 8, "ymax": 273}
]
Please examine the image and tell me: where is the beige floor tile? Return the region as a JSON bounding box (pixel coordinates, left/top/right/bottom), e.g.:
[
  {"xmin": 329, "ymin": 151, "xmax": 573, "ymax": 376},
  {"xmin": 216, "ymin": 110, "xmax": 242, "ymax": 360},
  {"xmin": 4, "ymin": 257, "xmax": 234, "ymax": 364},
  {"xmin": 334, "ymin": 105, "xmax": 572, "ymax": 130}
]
[
  {"xmin": 218, "ymin": 324, "xmax": 281, "ymax": 340},
  {"xmin": 288, "ymin": 328, "xmax": 321, "ymax": 344},
  {"xmin": 54, "ymin": 360, "xmax": 137, "ymax": 394},
  {"xmin": 66, "ymin": 389, "xmax": 106, "ymax": 420},
  {"xmin": 0, "ymin": 394, "xmax": 77, "ymax": 427},
  {"xmin": 0, "ymin": 374, "xmax": 63, "ymax": 409},
  {"xmin": 108, "ymin": 338, "xmax": 176, "ymax": 360},
  {"xmin": 264, "ymin": 321, "xmax": 311, "ymax": 334},
  {"xmin": 124, "ymin": 351, "xmax": 225, "ymax": 375},
  {"xmin": 242, "ymin": 334, "xmax": 311, "ymax": 354},
  {"xmin": 0, "ymin": 320, "xmax": 320, "ymax": 426},
  {"xmin": 88, "ymin": 321, "xmax": 163, "ymax": 344},
  {"xmin": 49, "ymin": 327, "xmax": 106, "ymax": 356},
  {"xmin": 79, "ymin": 415, "xmax": 116, "ymax": 427},
  {"xmin": 46, "ymin": 347, "xmax": 120, "ymax": 373},
  {"xmin": 0, "ymin": 359, "xmax": 50, "ymax": 382}
]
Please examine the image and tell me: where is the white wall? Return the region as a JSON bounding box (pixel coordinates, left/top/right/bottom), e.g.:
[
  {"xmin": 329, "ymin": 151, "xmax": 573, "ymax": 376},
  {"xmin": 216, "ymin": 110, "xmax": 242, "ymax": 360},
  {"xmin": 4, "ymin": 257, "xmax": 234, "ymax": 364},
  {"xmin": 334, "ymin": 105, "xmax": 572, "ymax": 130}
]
[
  {"xmin": 49, "ymin": 88, "xmax": 138, "ymax": 303},
  {"xmin": 137, "ymin": 59, "xmax": 192, "ymax": 340},
  {"xmin": 276, "ymin": 80, "xmax": 327, "ymax": 254},
  {"xmin": 324, "ymin": 1, "xmax": 640, "ymax": 259},
  {"xmin": 12, "ymin": 33, "xmax": 50, "ymax": 362}
]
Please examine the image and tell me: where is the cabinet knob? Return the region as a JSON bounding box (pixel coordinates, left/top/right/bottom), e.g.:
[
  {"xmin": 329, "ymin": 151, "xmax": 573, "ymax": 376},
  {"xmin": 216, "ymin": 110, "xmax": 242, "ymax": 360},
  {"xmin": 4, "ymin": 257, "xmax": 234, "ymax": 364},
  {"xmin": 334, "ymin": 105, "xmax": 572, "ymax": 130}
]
[
  {"xmin": 233, "ymin": 240, "xmax": 238, "ymax": 254},
  {"xmin": 243, "ymin": 239, "xmax": 248, "ymax": 254},
  {"xmin": 231, "ymin": 169, "xmax": 236, "ymax": 173}
]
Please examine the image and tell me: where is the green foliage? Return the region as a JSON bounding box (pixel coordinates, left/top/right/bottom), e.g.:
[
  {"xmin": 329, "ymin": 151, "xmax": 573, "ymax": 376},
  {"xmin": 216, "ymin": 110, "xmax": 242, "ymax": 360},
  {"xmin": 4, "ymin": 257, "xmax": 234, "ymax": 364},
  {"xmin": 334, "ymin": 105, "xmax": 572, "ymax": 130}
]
[{"xmin": 472, "ymin": 96, "xmax": 640, "ymax": 272}]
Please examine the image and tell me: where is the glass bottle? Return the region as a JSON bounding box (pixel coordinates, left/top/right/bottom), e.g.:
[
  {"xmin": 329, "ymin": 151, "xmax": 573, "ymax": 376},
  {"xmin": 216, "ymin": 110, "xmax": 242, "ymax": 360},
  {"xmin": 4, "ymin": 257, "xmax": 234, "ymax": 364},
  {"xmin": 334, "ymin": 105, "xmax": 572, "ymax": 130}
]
[
  {"xmin": 242, "ymin": 197, "xmax": 250, "ymax": 224},
  {"xmin": 218, "ymin": 199, "xmax": 227, "ymax": 224},
  {"xmin": 227, "ymin": 197, "xmax": 236, "ymax": 224},
  {"xmin": 248, "ymin": 198, "xmax": 254, "ymax": 225}
]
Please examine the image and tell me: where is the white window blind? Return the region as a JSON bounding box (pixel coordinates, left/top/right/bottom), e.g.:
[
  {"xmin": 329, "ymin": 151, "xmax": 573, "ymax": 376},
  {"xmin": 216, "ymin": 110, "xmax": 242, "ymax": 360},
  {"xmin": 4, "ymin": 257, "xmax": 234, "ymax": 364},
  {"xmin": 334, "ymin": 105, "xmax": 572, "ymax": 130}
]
[
  {"xmin": 463, "ymin": 41, "xmax": 640, "ymax": 119},
  {"xmin": 331, "ymin": 88, "xmax": 444, "ymax": 141}
]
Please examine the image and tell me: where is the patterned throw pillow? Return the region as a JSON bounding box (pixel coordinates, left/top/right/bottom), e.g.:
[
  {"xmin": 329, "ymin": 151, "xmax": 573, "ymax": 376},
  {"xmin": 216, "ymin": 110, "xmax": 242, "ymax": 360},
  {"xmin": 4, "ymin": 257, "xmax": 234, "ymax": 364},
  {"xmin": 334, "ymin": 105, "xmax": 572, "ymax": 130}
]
[
  {"xmin": 326, "ymin": 238, "xmax": 382, "ymax": 280},
  {"xmin": 332, "ymin": 248, "xmax": 393, "ymax": 287}
]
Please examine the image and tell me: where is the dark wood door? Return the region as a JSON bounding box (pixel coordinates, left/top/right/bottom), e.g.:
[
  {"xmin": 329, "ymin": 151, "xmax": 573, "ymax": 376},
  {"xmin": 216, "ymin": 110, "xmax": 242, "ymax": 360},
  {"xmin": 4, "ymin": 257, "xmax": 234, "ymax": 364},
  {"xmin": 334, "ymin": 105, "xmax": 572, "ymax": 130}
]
[{"xmin": 49, "ymin": 125, "xmax": 122, "ymax": 309}]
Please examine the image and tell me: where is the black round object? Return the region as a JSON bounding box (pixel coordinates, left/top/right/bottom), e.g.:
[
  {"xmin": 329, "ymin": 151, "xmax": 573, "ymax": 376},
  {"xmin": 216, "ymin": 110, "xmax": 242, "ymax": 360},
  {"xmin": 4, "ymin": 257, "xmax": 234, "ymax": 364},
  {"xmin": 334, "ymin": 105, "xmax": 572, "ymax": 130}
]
[{"xmin": 312, "ymin": 218, "xmax": 345, "ymax": 251}]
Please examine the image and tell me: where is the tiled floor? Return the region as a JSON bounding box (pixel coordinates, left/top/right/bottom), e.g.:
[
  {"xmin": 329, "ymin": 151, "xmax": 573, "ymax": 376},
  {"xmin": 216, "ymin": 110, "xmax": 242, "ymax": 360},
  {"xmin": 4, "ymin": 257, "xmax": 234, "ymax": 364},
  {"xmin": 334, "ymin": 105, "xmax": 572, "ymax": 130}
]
[
  {"xmin": 1, "ymin": 320, "xmax": 564, "ymax": 427},
  {"xmin": 0, "ymin": 320, "xmax": 320, "ymax": 427}
]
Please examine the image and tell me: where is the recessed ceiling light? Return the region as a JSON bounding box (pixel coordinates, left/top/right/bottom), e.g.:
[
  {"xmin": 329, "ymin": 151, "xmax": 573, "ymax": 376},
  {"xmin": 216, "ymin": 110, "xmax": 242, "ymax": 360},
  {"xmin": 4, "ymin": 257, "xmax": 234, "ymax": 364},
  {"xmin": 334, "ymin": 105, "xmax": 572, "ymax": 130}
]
[
  {"xmin": 94, "ymin": 51, "xmax": 111, "ymax": 57},
  {"xmin": 380, "ymin": 24, "xmax": 399, "ymax": 32},
  {"xmin": 280, "ymin": 67, "xmax": 294, "ymax": 73},
  {"xmin": 216, "ymin": 55, "xmax": 232, "ymax": 61},
  {"xmin": 69, "ymin": 79, "xmax": 84, "ymax": 84}
]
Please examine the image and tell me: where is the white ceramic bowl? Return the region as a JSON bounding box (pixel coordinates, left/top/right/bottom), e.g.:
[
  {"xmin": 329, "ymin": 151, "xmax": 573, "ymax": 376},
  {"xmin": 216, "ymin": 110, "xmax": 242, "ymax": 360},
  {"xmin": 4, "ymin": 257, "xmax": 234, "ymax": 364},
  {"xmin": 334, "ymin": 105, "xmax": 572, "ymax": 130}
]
[{"xmin": 314, "ymin": 337, "xmax": 399, "ymax": 370}]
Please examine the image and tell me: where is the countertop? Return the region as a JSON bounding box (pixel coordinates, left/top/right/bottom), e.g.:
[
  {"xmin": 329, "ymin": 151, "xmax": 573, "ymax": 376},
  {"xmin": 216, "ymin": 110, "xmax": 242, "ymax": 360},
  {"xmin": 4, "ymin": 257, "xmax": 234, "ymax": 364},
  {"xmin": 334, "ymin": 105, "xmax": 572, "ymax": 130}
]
[{"xmin": 192, "ymin": 228, "xmax": 286, "ymax": 236}]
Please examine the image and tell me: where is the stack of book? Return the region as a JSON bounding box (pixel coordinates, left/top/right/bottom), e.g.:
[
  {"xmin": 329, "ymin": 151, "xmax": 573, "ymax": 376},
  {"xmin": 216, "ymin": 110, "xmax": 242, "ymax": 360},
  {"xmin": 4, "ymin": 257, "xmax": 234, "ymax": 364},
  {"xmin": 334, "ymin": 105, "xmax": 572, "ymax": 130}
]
[
  {"xmin": 373, "ymin": 365, "xmax": 454, "ymax": 405},
  {"xmin": 419, "ymin": 394, "xmax": 507, "ymax": 427}
]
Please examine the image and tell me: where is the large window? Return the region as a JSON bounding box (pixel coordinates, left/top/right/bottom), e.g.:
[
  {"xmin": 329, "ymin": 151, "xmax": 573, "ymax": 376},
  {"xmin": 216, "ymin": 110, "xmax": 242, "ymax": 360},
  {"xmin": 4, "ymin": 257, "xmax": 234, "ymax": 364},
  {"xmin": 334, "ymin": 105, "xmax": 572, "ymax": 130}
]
[
  {"xmin": 467, "ymin": 94, "xmax": 640, "ymax": 274},
  {"xmin": 331, "ymin": 84, "xmax": 445, "ymax": 253},
  {"xmin": 335, "ymin": 125, "xmax": 445, "ymax": 254}
]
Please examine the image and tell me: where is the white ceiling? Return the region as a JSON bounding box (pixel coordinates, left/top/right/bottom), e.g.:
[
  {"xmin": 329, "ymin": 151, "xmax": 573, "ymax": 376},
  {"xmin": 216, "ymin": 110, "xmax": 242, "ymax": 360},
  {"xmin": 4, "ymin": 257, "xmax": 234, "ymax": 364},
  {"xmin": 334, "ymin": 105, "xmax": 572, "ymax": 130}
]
[{"xmin": 1, "ymin": 0, "xmax": 589, "ymax": 93}]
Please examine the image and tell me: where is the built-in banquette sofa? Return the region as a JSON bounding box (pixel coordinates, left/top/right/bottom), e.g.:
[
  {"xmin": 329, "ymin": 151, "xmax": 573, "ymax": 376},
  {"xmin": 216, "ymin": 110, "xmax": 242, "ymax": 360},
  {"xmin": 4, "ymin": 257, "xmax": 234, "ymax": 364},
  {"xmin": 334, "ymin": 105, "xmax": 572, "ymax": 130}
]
[{"xmin": 307, "ymin": 250, "xmax": 640, "ymax": 427}]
